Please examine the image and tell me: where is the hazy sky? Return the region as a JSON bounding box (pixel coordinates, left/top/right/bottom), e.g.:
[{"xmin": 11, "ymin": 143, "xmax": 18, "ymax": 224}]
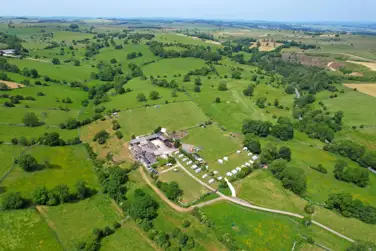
[{"xmin": 2, "ymin": 0, "xmax": 376, "ymax": 22}]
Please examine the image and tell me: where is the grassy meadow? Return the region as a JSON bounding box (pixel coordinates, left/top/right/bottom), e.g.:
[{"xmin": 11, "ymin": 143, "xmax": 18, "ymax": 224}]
[
  {"xmin": 0, "ymin": 209, "xmax": 64, "ymax": 251},
  {"xmin": 1, "ymin": 145, "xmax": 99, "ymax": 198}
]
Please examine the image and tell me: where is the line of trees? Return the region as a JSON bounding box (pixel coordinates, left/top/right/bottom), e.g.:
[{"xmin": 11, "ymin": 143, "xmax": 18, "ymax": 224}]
[
  {"xmin": 11, "ymin": 132, "xmax": 81, "ymax": 147},
  {"xmin": 1, "ymin": 180, "xmax": 95, "ymax": 211},
  {"xmin": 324, "ymin": 140, "xmax": 376, "ymax": 170},
  {"xmin": 333, "ymin": 160, "xmax": 369, "ymax": 187}
]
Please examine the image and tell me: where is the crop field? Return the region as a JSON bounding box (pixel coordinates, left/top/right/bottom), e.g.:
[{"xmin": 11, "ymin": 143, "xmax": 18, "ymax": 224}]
[
  {"xmin": 0, "ymin": 209, "xmax": 63, "ymax": 251},
  {"xmin": 38, "ymin": 194, "xmax": 122, "ymax": 250},
  {"xmin": 117, "ymin": 101, "xmax": 207, "ymax": 139},
  {"xmin": 182, "ymin": 125, "xmax": 242, "ymax": 162},
  {"xmin": 159, "ymin": 168, "xmax": 210, "ymax": 204},
  {"xmin": 1, "ymin": 145, "xmax": 99, "ymax": 197},
  {"xmin": 343, "ymin": 83, "xmax": 376, "ymax": 97},
  {"xmin": 347, "ymin": 61, "xmax": 376, "ymax": 71}
]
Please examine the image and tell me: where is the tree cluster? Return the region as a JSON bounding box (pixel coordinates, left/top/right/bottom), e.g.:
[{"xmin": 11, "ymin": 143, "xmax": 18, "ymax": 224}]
[
  {"xmin": 242, "ymin": 118, "xmax": 294, "ymax": 141},
  {"xmin": 269, "ymin": 159, "xmax": 307, "ymax": 195},
  {"xmin": 324, "ymin": 140, "xmax": 376, "ymax": 170},
  {"xmin": 93, "ymin": 130, "xmax": 110, "ymax": 145},
  {"xmin": 326, "ymin": 193, "xmax": 376, "ymax": 224},
  {"xmin": 156, "ymin": 181, "xmax": 183, "ymax": 201},
  {"xmin": 333, "ymin": 161, "xmax": 369, "ymax": 187}
]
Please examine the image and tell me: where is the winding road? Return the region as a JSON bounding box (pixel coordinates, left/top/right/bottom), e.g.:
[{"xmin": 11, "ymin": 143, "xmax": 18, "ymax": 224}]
[{"xmin": 157, "ymin": 160, "xmax": 355, "ymax": 243}]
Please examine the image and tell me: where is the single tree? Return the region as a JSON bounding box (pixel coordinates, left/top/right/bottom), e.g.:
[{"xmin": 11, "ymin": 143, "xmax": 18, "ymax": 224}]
[{"xmin": 23, "ymin": 112, "xmax": 40, "ymax": 127}]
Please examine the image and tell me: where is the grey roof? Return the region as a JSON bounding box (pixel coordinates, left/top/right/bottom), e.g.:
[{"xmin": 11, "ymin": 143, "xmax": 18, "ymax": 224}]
[{"xmin": 130, "ymin": 133, "xmax": 162, "ymax": 145}]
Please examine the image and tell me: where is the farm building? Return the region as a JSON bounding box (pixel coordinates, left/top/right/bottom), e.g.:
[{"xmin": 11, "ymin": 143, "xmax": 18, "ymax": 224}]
[{"xmin": 130, "ymin": 132, "xmax": 177, "ymax": 172}]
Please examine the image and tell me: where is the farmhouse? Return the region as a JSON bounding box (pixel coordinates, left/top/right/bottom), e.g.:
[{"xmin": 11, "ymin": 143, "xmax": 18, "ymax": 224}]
[{"xmin": 130, "ymin": 132, "xmax": 177, "ymax": 172}]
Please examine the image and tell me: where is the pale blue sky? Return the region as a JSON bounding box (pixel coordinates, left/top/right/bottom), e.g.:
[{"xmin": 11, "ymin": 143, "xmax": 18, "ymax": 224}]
[{"xmin": 2, "ymin": 0, "xmax": 376, "ymax": 22}]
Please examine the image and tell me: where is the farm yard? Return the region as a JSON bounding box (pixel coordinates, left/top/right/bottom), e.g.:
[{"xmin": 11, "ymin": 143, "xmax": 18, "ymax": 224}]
[{"xmin": 0, "ymin": 16, "xmax": 376, "ymax": 251}]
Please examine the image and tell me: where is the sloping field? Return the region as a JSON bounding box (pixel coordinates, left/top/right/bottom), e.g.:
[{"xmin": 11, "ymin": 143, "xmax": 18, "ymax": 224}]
[
  {"xmin": 347, "ymin": 60, "xmax": 376, "ymax": 71},
  {"xmin": 344, "ymin": 83, "xmax": 376, "ymax": 97}
]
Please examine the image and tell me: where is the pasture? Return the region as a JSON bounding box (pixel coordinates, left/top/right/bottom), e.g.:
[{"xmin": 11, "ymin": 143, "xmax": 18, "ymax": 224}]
[
  {"xmin": 203, "ymin": 202, "xmax": 299, "ymax": 251},
  {"xmin": 0, "ymin": 209, "xmax": 63, "ymax": 251},
  {"xmin": 103, "ymin": 77, "xmax": 190, "ymax": 110},
  {"xmin": 142, "ymin": 58, "xmax": 207, "ymax": 77},
  {"xmin": 117, "ymin": 101, "xmax": 207, "ymax": 139},
  {"xmin": 6, "ymin": 58, "xmax": 94, "ymax": 82},
  {"xmin": 0, "ymin": 144, "xmax": 24, "ymax": 179},
  {"xmin": 0, "ymin": 145, "xmax": 99, "ymax": 197},
  {"xmin": 182, "ymin": 125, "xmax": 242, "ymax": 163},
  {"xmin": 0, "ymin": 124, "xmax": 78, "ymax": 143},
  {"xmin": 316, "ymin": 85, "xmax": 376, "ymax": 126},
  {"xmin": 100, "ymin": 221, "xmax": 157, "ymax": 251},
  {"xmin": 38, "ymin": 194, "xmax": 122, "ymax": 250},
  {"xmin": 188, "ymin": 80, "xmax": 292, "ymax": 132}
]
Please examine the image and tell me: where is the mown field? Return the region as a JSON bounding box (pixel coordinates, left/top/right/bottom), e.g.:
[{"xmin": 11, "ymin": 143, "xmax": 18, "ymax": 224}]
[{"xmin": 117, "ymin": 101, "xmax": 207, "ymax": 139}]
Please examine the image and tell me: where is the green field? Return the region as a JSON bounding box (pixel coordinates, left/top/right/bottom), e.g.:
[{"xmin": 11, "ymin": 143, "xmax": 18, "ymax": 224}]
[
  {"xmin": 1, "ymin": 145, "xmax": 99, "ymax": 197},
  {"xmin": 142, "ymin": 58, "xmax": 207, "ymax": 77},
  {"xmin": 103, "ymin": 77, "xmax": 190, "ymax": 110},
  {"xmin": 159, "ymin": 168, "xmax": 210, "ymax": 204},
  {"xmin": 0, "ymin": 209, "xmax": 63, "ymax": 251},
  {"xmin": 182, "ymin": 125, "xmax": 242, "ymax": 162},
  {"xmin": 203, "ymin": 202, "xmax": 299, "ymax": 251},
  {"xmin": 316, "ymin": 85, "xmax": 376, "ymax": 126},
  {"xmin": 39, "ymin": 194, "xmax": 122, "ymax": 250},
  {"xmin": 117, "ymin": 101, "xmax": 207, "ymax": 139},
  {"xmin": 0, "ymin": 144, "xmax": 24, "ymax": 177},
  {"xmin": 2, "ymin": 18, "xmax": 376, "ymax": 250},
  {"xmin": 100, "ymin": 221, "xmax": 157, "ymax": 251}
]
